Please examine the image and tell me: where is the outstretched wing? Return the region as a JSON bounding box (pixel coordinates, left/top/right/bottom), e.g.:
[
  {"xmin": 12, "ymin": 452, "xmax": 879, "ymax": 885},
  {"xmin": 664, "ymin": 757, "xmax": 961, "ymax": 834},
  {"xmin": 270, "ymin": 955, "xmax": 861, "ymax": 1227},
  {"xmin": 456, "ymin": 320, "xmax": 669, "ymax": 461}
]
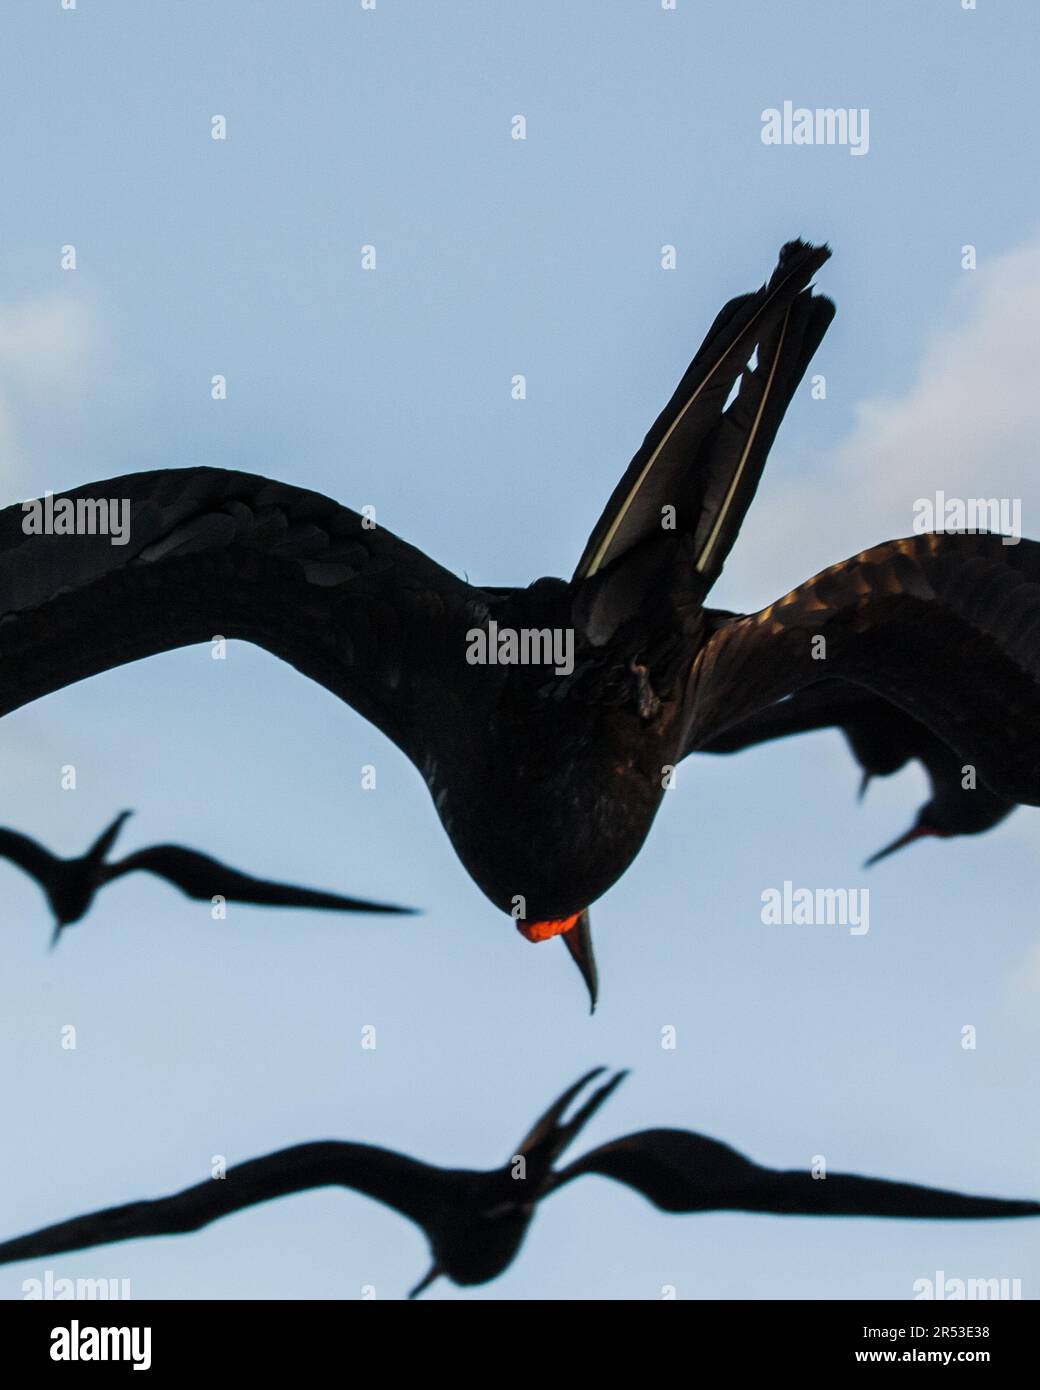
[
  {"xmin": 694, "ymin": 680, "xmax": 907, "ymax": 761},
  {"xmin": 0, "ymin": 827, "xmax": 61, "ymax": 892},
  {"xmin": 106, "ymin": 844, "xmax": 414, "ymax": 914},
  {"xmin": 684, "ymin": 534, "xmax": 1040, "ymax": 807},
  {"xmin": 693, "ymin": 680, "xmax": 1016, "ymax": 845},
  {"xmin": 554, "ymin": 1129, "xmax": 1040, "ymax": 1219},
  {"xmin": 0, "ymin": 469, "xmax": 478, "ymax": 762},
  {"xmin": 0, "ymin": 1142, "xmax": 450, "ymax": 1265},
  {"xmin": 574, "ymin": 240, "xmax": 833, "ymax": 590}
]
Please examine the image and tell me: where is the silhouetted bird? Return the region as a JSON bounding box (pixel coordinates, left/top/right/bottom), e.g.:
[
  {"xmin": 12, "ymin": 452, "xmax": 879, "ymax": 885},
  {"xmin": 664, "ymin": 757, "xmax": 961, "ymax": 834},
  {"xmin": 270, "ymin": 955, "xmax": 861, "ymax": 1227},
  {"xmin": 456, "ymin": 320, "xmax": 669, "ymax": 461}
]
[
  {"xmin": 4, "ymin": 240, "xmax": 1039, "ymax": 1006},
  {"xmin": 0, "ymin": 811, "xmax": 412, "ymax": 946},
  {"xmin": 0, "ymin": 1069, "xmax": 1034, "ymax": 1297},
  {"xmin": 699, "ymin": 680, "xmax": 1016, "ymax": 865}
]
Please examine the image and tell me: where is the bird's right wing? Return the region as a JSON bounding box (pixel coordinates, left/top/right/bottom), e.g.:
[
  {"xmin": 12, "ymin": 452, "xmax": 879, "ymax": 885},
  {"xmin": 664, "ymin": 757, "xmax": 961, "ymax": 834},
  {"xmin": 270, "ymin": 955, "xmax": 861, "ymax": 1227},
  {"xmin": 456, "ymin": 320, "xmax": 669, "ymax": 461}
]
[
  {"xmin": 684, "ymin": 533, "xmax": 1040, "ymax": 807},
  {"xmin": 553, "ymin": 1129, "xmax": 1040, "ymax": 1220},
  {"xmin": 0, "ymin": 468, "xmax": 480, "ymax": 762},
  {"xmin": 0, "ymin": 1142, "xmax": 450, "ymax": 1265},
  {"xmin": 106, "ymin": 844, "xmax": 414, "ymax": 914},
  {"xmin": 0, "ymin": 827, "xmax": 61, "ymax": 891}
]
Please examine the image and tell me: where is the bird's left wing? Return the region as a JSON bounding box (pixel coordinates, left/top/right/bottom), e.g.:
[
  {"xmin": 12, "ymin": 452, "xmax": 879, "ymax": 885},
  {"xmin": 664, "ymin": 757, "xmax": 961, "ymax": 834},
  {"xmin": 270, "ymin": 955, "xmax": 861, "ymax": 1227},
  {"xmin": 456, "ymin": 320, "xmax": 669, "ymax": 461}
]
[
  {"xmin": 552, "ymin": 1129, "xmax": 1040, "ymax": 1219},
  {"xmin": 684, "ymin": 533, "xmax": 1040, "ymax": 807},
  {"xmin": 0, "ymin": 1142, "xmax": 450, "ymax": 1265},
  {"xmin": 106, "ymin": 844, "xmax": 413, "ymax": 914},
  {"xmin": 0, "ymin": 468, "xmax": 479, "ymax": 762}
]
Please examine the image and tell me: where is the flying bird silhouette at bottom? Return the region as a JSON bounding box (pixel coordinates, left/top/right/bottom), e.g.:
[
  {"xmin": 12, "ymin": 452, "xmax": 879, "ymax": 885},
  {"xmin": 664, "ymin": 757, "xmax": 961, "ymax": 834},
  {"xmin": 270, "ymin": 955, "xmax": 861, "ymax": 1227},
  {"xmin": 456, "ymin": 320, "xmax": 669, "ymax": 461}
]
[
  {"xmin": 0, "ymin": 1069, "xmax": 1034, "ymax": 1297},
  {"xmin": 0, "ymin": 810, "xmax": 415, "ymax": 947}
]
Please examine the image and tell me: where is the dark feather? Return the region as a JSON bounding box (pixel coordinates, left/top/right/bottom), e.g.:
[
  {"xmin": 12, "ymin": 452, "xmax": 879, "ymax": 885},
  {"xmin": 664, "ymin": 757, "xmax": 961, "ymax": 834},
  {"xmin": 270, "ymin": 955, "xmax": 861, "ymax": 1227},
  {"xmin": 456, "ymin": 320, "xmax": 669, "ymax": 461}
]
[
  {"xmin": 0, "ymin": 1143, "xmax": 448, "ymax": 1265},
  {"xmin": 0, "ymin": 827, "xmax": 60, "ymax": 891},
  {"xmin": 554, "ymin": 1129, "xmax": 1040, "ymax": 1219},
  {"xmin": 0, "ymin": 469, "xmax": 478, "ymax": 763},
  {"xmin": 574, "ymin": 240, "xmax": 832, "ymax": 584},
  {"xmin": 685, "ymin": 533, "xmax": 1040, "ymax": 808},
  {"xmin": 106, "ymin": 844, "xmax": 413, "ymax": 914},
  {"xmin": 694, "ymin": 680, "xmax": 1015, "ymax": 844}
]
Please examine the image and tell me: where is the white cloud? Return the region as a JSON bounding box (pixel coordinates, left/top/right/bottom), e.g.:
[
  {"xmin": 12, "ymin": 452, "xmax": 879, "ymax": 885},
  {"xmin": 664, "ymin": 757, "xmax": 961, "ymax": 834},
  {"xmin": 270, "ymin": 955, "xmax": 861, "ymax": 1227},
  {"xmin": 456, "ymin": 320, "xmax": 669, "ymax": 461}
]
[
  {"xmin": 0, "ymin": 294, "xmax": 93, "ymax": 386},
  {"xmin": 0, "ymin": 295, "xmax": 96, "ymax": 494},
  {"xmin": 1012, "ymin": 938, "xmax": 1040, "ymax": 999}
]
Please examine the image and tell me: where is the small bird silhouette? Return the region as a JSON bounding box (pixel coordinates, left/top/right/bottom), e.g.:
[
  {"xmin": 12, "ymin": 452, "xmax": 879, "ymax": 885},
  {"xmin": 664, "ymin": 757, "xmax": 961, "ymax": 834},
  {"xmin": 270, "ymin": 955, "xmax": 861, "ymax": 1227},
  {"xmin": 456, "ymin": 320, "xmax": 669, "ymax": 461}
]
[
  {"xmin": 0, "ymin": 811, "xmax": 413, "ymax": 947},
  {"xmin": 699, "ymin": 680, "xmax": 1015, "ymax": 865},
  {"xmin": 0, "ymin": 1069, "xmax": 1033, "ymax": 1297},
  {"xmin": 6, "ymin": 241, "xmax": 1040, "ymax": 1006}
]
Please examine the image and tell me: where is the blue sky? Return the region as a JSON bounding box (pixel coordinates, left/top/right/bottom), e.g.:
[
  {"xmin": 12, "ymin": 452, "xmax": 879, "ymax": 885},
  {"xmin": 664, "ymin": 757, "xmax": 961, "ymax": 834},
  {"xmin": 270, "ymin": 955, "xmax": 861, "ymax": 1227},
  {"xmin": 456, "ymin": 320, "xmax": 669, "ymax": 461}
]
[{"xmin": 1, "ymin": 0, "xmax": 1039, "ymax": 1300}]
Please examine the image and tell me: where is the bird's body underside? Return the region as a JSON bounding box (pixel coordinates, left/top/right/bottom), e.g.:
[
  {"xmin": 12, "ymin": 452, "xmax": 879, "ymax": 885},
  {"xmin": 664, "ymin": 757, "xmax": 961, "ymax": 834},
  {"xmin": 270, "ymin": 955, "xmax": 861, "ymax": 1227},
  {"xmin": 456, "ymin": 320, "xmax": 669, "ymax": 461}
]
[
  {"xmin": 44, "ymin": 867, "xmax": 98, "ymax": 930},
  {"xmin": 3, "ymin": 239, "xmax": 1040, "ymax": 1001}
]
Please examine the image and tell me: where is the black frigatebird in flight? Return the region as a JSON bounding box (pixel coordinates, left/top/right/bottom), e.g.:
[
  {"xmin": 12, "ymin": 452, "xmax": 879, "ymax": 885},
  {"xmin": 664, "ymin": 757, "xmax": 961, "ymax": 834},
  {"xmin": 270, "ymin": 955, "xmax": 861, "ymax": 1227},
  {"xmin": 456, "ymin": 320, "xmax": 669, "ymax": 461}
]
[
  {"xmin": 0, "ymin": 1069, "xmax": 1034, "ymax": 1297},
  {"xmin": 0, "ymin": 811, "xmax": 412, "ymax": 947},
  {"xmin": 3, "ymin": 240, "xmax": 1040, "ymax": 1006},
  {"xmin": 699, "ymin": 679, "xmax": 1017, "ymax": 865}
]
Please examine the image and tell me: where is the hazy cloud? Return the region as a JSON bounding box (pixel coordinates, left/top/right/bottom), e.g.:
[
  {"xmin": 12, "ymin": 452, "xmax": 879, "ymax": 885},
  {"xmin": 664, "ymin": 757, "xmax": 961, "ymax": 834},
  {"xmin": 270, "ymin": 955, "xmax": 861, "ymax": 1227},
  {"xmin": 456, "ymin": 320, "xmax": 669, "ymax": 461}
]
[
  {"xmin": 722, "ymin": 235, "xmax": 1040, "ymax": 614},
  {"xmin": 0, "ymin": 294, "xmax": 96, "ymax": 495}
]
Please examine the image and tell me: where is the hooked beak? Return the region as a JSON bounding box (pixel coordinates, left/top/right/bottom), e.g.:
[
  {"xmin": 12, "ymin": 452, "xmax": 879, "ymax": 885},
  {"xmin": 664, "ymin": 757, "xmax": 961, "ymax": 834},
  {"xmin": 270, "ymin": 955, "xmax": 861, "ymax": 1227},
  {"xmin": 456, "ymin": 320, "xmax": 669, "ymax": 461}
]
[
  {"xmin": 516, "ymin": 909, "xmax": 599, "ymax": 1013},
  {"xmin": 864, "ymin": 823, "xmax": 936, "ymax": 867},
  {"xmin": 562, "ymin": 910, "xmax": 598, "ymax": 1014},
  {"xmin": 49, "ymin": 921, "xmax": 65, "ymax": 951},
  {"xmin": 408, "ymin": 1261, "xmax": 443, "ymax": 1299}
]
